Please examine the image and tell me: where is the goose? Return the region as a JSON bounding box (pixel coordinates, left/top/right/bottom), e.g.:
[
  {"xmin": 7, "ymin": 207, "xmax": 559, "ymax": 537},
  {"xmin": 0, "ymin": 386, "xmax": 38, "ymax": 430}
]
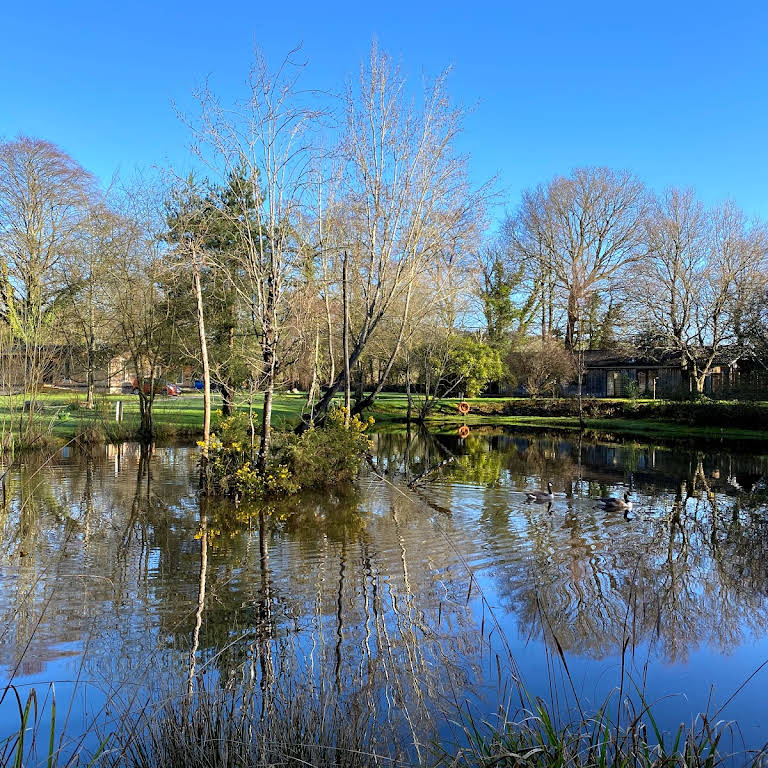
[
  {"xmin": 600, "ymin": 492, "xmax": 633, "ymax": 512},
  {"xmin": 526, "ymin": 482, "xmax": 554, "ymax": 502},
  {"xmin": 597, "ymin": 491, "xmax": 630, "ymax": 504}
]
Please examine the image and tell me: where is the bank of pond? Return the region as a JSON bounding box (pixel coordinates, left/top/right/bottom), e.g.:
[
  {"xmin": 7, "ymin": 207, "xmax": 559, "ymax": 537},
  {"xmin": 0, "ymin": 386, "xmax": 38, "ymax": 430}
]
[
  {"xmin": 2, "ymin": 426, "xmax": 768, "ymax": 766},
  {"xmin": 3, "ymin": 392, "xmax": 768, "ymax": 454}
]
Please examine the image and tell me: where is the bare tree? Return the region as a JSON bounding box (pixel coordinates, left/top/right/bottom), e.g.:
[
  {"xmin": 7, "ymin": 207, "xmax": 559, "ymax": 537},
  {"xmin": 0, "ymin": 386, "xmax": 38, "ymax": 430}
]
[
  {"xmin": 740, "ymin": 278, "xmax": 768, "ymax": 370},
  {"xmin": 307, "ymin": 44, "xmax": 488, "ymax": 426},
  {"xmin": 635, "ymin": 190, "xmax": 767, "ymax": 392},
  {"xmin": 507, "ymin": 336, "xmax": 575, "ymax": 398},
  {"xmin": 58, "ymin": 204, "xmax": 120, "ymax": 408},
  {"xmin": 509, "ymin": 167, "xmax": 648, "ymax": 348},
  {"xmin": 108, "ymin": 179, "xmax": 176, "ymax": 438},
  {"xmin": 505, "ymin": 194, "xmax": 559, "ymax": 340},
  {"xmin": 186, "ymin": 46, "xmax": 323, "ymax": 470},
  {"xmin": 0, "ymin": 136, "xmax": 95, "ymax": 436}
]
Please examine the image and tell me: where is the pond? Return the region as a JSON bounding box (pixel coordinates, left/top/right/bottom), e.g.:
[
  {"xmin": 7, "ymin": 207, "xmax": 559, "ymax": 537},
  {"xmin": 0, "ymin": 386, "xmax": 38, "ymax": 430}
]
[{"xmin": 2, "ymin": 427, "xmax": 768, "ymax": 761}]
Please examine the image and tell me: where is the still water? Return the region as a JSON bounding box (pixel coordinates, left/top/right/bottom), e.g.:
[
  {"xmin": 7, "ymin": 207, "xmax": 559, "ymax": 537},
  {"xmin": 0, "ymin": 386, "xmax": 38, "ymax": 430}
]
[{"xmin": 2, "ymin": 427, "xmax": 768, "ymax": 757}]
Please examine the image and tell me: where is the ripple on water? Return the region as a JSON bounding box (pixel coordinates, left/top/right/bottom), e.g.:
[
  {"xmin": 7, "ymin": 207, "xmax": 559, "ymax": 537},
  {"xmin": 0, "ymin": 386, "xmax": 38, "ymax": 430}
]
[{"xmin": 1, "ymin": 432, "xmax": 768, "ymax": 752}]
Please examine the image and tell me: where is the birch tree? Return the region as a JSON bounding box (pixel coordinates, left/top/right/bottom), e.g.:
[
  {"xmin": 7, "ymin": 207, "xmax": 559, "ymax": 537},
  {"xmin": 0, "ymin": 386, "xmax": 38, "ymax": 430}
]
[{"xmin": 165, "ymin": 178, "xmax": 216, "ymax": 481}]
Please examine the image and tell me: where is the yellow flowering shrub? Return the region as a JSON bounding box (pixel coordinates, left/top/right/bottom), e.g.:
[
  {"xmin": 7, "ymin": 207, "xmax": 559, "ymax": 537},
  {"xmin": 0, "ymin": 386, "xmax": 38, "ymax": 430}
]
[{"xmin": 200, "ymin": 406, "xmax": 373, "ymax": 501}]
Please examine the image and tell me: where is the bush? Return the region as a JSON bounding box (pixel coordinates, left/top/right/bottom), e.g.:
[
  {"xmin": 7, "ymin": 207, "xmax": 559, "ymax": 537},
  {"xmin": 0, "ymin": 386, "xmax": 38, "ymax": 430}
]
[
  {"xmin": 494, "ymin": 397, "xmax": 768, "ymax": 430},
  {"xmin": 203, "ymin": 408, "xmax": 373, "ymax": 500},
  {"xmin": 444, "ymin": 337, "xmax": 504, "ymax": 397},
  {"xmin": 624, "ymin": 377, "xmax": 640, "ymax": 404},
  {"xmin": 506, "ymin": 337, "xmax": 574, "ymax": 397},
  {"xmin": 281, "ymin": 408, "xmax": 374, "ymax": 490}
]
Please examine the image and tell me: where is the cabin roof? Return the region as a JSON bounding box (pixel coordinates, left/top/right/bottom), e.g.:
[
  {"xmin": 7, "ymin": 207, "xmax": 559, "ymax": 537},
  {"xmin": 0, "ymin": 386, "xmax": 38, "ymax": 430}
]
[{"xmin": 582, "ymin": 347, "xmax": 748, "ymax": 369}]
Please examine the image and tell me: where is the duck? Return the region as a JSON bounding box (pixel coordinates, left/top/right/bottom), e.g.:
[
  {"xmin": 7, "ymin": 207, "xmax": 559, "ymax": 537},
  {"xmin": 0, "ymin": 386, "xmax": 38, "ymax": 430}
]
[
  {"xmin": 526, "ymin": 482, "xmax": 554, "ymax": 502},
  {"xmin": 600, "ymin": 492, "xmax": 633, "ymax": 512}
]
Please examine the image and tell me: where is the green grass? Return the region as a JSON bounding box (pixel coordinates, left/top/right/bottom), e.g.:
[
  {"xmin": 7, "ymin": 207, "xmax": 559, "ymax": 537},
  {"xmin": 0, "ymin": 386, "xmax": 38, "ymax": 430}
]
[
  {"xmin": 0, "ymin": 390, "xmax": 311, "ymax": 447},
  {"xmin": 1, "ymin": 390, "xmax": 767, "ymax": 447},
  {"xmin": 367, "ymin": 393, "xmax": 768, "ymax": 441}
]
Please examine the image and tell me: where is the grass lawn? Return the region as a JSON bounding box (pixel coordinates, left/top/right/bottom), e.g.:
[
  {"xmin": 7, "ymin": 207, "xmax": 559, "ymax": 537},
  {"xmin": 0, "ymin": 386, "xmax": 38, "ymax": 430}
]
[
  {"xmin": 367, "ymin": 393, "xmax": 768, "ymax": 441},
  {"xmin": 0, "ymin": 390, "xmax": 312, "ymax": 445},
  {"xmin": 1, "ymin": 390, "xmax": 767, "ymax": 446}
]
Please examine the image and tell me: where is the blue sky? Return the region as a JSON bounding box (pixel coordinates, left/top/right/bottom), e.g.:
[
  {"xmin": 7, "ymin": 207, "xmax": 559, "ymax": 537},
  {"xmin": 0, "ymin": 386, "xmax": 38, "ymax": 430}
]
[{"xmin": 2, "ymin": 1, "xmax": 767, "ymax": 225}]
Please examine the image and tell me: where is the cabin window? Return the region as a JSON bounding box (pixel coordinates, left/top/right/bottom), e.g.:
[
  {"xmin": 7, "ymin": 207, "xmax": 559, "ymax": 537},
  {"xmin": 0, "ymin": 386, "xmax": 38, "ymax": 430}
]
[{"xmin": 638, "ymin": 371, "xmax": 647, "ymax": 394}]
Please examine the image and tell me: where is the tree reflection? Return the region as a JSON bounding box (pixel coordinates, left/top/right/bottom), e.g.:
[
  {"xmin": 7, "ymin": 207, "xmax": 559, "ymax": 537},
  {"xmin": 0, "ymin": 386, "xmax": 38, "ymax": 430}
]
[
  {"xmin": 417, "ymin": 432, "xmax": 768, "ymax": 664},
  {"xmin": 2, "ymin": 433, "xmax": 768, "ymax": 752}
]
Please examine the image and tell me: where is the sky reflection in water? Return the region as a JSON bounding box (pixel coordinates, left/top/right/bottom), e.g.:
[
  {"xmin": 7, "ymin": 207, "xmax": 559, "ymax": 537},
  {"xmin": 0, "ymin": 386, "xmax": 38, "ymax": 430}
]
[{"xmin": 1, "ymin": 427, "xmax": 768, "ymax": 754}]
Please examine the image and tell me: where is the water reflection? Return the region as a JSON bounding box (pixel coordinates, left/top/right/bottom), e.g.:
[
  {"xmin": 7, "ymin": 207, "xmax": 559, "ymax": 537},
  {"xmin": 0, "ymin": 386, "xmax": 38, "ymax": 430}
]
[
  {"xmin": 371, "ymin": 429, "xmax": 768, "ymax": 662},
  {"xmin": 1, "ymin": 430, "xmax": 768, "ymax": 752}
]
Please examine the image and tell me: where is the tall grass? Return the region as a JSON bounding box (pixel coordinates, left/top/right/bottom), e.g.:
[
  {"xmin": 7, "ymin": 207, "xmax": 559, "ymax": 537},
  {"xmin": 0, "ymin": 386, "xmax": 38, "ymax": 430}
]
[
  {"xmin": 0, "ymin": 685, "xmax": 111, "ymax": 768},
  {"xmin": 91, "ymin": 666, "xmax": 768, "ymax": 768},
  {"xmin": 105, "ymin": 677, "xmax": 405, "ymax": 768},
  {"xmin": 7, "ymin": 680, "xmax": 759, "ymax": 768},
  {"xmin": 446, "ymin": 687, "xmax": 760, "ymax": 768}
]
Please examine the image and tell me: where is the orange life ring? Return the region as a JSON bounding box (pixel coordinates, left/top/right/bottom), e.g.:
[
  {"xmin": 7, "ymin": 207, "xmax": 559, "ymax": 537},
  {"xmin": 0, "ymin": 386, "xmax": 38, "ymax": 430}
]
[
  {"xmin": 458, "ymin": 425, "xmax": 470, "ymax": 439},
  {"xmin": 457, "ymin": 401, "xmax": 470, "ymax": 415}
]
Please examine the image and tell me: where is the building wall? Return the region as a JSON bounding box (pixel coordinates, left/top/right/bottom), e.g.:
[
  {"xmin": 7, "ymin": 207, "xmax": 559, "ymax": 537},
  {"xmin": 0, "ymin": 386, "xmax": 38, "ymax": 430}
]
[
  {"xmin": 583, "ymin": 365, "xmax": 684, "ymax": 398},
  {"xmin": 657, "ymin": 367, "xmax": 683, "ymax": 395},
  {"xmin": 52, "ymin": 354, "xmax": 133, "ymax": 393}
]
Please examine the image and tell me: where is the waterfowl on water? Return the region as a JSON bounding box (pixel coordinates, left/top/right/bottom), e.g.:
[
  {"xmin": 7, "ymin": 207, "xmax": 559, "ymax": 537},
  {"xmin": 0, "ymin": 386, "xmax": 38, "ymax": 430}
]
[
  {"xmin": 526, "ymin": 482, "xmax": 554, "ymax": 502},
  {"xmin": 600, "ymin": 492, "xmax": 633, "ymax": 512}
]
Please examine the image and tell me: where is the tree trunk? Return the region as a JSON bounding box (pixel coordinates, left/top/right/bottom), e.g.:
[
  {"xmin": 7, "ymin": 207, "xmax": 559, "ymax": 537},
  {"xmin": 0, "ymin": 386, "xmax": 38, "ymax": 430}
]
[
  {"xmin": 351, "ymin": 282, "xmax": 413, "ymax": 417},
  {"xmin": 296, "ymin": 308, "xmax": 375, "ymax": 433},
  {"xmin": 222, "ymin": 325, "xmax": 235, "ymax": 417},
  {"xmin": 86, "ymin": 324, "xmax": 95, "ymax": 409},
  {"xmin": 574, "ymin": 301, "xmax": 584, "ymax": 427},
  {"xmin": 192, "ymin": 254, "xmax": 211, "ymax": 490},
  {"xmin": 342, "ymin": 252, "xmax": 351, "ymax": 427},
  {"xmin": 355, "ymin": 361, "xmax": 365, "ymax": 404},
  {"xmin": 258, "ymin": 378, "xmax": 274, "ymax": 472},
  {"xmin": 577, "ymin": 349, "xmax": 585, "ymax": 428},
  {"xmin": 248, "ymin": 387, "xmax": 257, "ymax": 461},
  {"xmin": 322, "ymin": 257, "xmax": 335, "ymax": 388},
  {"xmin": 138, "ymin": 391, "xmax": 153, "ymax": 440},
  {"xmin": 257, "ymin": 266, "xmax": 279, "ymax": 472},
  {"xmin": 405, "ymin": 347, "xmax": 413, "ymax": 424},
  {"xmin": 86, "ymin": 354, "xmax": 94, "ymax": 409},
  {"xmin": 565, "ymin": 291, "xmax": 578, "ymax": 349},
  {"xmin": 305, "ymin": 325, "xmax": 320, "ymax": 413},
  {"xmin": 221, "ymin": 384, "xmax": 234, "ymax": 417}
]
